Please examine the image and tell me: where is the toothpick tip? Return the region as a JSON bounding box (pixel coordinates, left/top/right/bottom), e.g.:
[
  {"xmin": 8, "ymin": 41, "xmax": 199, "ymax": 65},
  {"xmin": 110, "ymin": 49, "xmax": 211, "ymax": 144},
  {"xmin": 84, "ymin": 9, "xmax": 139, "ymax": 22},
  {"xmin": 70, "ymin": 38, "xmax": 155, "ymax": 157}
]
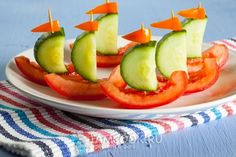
[
  {"xmin": 89, "ymin": 12, "xmax": 94, "ymax": 22},
  {"xmin": 48, "ymin": 9, "xmax": 54, "ymax": 33},
  {"xmin": 141, "ymin": 23, "xmax": 145, "ymax": 30},
  {"xmin": 198, "ymin": 2, "xmax": 202, "ymax": 8},
  {"xmin": 171, "ymin": 10, "xmax": 175, "ymax": 18}
]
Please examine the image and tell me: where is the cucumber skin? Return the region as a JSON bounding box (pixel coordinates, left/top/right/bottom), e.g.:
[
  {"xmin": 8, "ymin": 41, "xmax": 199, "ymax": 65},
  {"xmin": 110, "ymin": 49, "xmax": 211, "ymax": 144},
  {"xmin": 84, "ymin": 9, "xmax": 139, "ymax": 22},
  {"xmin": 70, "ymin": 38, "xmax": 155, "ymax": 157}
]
[
  {"xmin": 120, "ymin": 41, "xmax": 158, "ymax": 91},
  {"xmin": 156, "ymin": 30, "xmax": 187, "ymax": 78},
  {"xmin": 34, "ymin": 28, "xmax": 67, "ymax": 73},
  {"xmin": 34, "ymin": 28, "xmax": 65, "ymax": 53},
  {"xmin": 95, "ymin": 14, "xmax": 118, "ymax": 55},
  {"xmin": 182, "ymin": 17, "xmax": 208, "ymax": 58},
  {"xmin": 71, "ymin": 32, "xmax": 97, "ymax": 82}
]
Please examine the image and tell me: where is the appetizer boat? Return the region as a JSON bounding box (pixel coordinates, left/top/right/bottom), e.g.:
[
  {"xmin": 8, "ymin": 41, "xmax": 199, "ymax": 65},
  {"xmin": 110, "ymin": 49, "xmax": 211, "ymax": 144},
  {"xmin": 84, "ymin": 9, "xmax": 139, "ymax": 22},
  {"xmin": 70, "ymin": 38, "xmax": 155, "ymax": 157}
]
[
  {"xmin": 151, "ymin": 11, "xmax": 188, "ymax": 78},
  {"xmin": 72, "ymin": 14, "xmax": 98, "ymax": 82},
  {"xmin": 151, "ymin": 10, "xmax": 224, "ymax": 94},
  {"xmin": 32, "ymin": 9, "xmax": 67, "ymax": 73},
  {"xmin": 100, "ymin": 24, "xmax": 188, "ymax": 109},
  {"xmin": 87, "ymin": 0, "xmax": 118, "ymax": 55},
  {"xmin": 178, "ymin": 5, "xmax": 228, "ymax": 93},
  {"xmin": 178, "ymin": 3, "xmax": 208, "ymax": 58},
  {"xmin": 15, "ymin": 10, "xmax": 71, "ymax": 86},
  {"xmin": 79, "ymin": 0, "xmax": 135, "ymax": 67},
  {"xmin": 179, "ymin": 4, "xmax": 229, "ymax": 72},
  {"xmin": 121, "ymin": 24, "xmax": 158, "ymax": 91}
]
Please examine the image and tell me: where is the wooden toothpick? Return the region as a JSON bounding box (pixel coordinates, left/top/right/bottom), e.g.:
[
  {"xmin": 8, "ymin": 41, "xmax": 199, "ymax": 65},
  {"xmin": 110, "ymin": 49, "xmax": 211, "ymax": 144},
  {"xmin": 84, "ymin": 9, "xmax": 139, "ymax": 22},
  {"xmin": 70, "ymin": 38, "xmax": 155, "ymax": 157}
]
[
  {"xmin": 90, "ymin": 12, "xmax": 94, "ymax": 22},
  {"xmin": 141, "ymin": 23, "xmax": 145, "ymax": 30},
  {"xmin": 198, "ymin": 2, "xmax": 202, "ymax": 8},
  {"xmin": 48, "ymin": 9, "xmax": 54, "ymax": 33},
  {"xmin": 171, "ymin": 10, "xmax": 175, "ymax": 18}
]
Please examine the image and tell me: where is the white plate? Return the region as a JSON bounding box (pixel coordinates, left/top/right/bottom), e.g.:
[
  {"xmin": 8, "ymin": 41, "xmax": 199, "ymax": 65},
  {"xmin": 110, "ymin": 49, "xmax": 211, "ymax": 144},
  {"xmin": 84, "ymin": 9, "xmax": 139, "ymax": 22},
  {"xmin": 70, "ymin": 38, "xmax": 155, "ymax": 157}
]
[{"xmin": 5, "ymin": 36, "xmax": 236, "ymax": 120}]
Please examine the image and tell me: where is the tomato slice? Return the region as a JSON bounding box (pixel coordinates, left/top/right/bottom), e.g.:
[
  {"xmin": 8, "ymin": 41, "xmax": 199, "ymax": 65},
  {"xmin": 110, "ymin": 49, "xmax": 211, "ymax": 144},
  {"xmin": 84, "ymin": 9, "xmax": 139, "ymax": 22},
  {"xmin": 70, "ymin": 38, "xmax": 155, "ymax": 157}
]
[
  {"xmin": 96, "ymin": 42, "xmax": 137, "ymax": 67},
  {"xmin": 187, "ymin": 58, "xmax": 204, "ymax": 73},
  {"xmin": 65, "ymin": 64, "xmax": 75, "ymax": 73},
  {"xmin": 96, "ymin": 54, "xmax": 123, "ymax": 67},
  {"xmin": 15, "ymin": 56, "xmax": 48, "ymax": 86},
  {"xmin": 45, "ymin": 74, "xmax": 106, "ymax": 100},
  {"xmin": 70, "ymin": 42, "xmax": 136, "ymax": 67},
  {"xmin": 15, "ymin": 56, "xmax": 83, "ymax": 86},
  {"xmin": 101, "ymin": 71, "xmax": 188, "ymax": 109},
  {"xmin": 202, "ymin": 44, "xmax": 229, "ymax": 68},
  {"xmin": 117, "ymin": 42, "xmax": 137, "ymax": 55},
  {"xmin": 185, "ymin": 58, "xmax": 220, "ymax": 94},
  {"xmin": 108, "ymin": 66, "xmax": 126, "ymax": 88},
  {"xmin": 187, "ymin": 44, "xmax": 229, "ymax": 73}
]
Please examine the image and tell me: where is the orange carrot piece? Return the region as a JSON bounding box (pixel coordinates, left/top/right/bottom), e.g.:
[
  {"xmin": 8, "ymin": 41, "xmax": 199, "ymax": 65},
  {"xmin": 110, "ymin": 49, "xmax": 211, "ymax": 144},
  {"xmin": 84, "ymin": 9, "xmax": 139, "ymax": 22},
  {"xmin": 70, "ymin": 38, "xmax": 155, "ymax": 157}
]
[
  {"xmin": 150, "ymin": 16, "xmax": 182, "ymax": 31},
  {"xmin": 31, "ymin": 20, "xmax": 60, "ymax": 32},
  {"xmin": 122, "ymin": 25, "xmax": 151, "ymax": 44},
  {"xmin": 86, "ymin": 2, "xmax": 118, "ymax": 14},
  {"xmin": 178, "ymin": 7, "xmax": 206, "ymax": 19},
  {"xmin": 74, "ymin": 21, "xmax": 98, "ymax": 31}
]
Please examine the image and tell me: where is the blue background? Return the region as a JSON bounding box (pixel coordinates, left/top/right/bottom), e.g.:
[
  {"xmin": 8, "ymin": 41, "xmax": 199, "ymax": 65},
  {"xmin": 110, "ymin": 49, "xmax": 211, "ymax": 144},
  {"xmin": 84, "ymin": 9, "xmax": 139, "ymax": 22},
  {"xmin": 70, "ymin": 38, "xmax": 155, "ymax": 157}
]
[{"xmin": 0, "ymin": 0, "xmax": 236, "ymax": 156}]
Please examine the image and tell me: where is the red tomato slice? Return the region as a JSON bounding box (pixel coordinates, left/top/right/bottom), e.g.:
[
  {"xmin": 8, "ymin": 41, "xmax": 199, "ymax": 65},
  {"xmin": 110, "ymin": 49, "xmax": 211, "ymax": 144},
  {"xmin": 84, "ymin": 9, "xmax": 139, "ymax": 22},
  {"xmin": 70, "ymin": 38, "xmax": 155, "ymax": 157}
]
[
  {"xmin": 15, "ymin": 56, "xmax": 83, "ymax": 86},
  {"xmin": 108, "ymin": 66, "xmax": 126, "ymax": 88},
  {"xmin": 65, "ymin": 64, "xmax": 75, "ymax": 73},
  {"xmin": 187, "ymin": 58, "xmax": 204, "ymax": 74},
  {"xmin": 100, "ymin": 71, "xmax": 188, "ymax": 109},
  {"xmin": 44, "ymin": 65, "xmax": 127, "ymax": 100},
  {"xmin": 117, "ymin": 42, "xmax": 137, "ymax": 55},
  {"xmin": 96, "ymin": 54, "xmax": 124, "ymax": 67},
  {"xmin": 202, "ymin": 44, "xmax": 229, "ymax": 68},
  {"xmin": 96, "ymin": 42, "xmax": 137, "ymax": 67},
  {"xmin": 45, "ymin": 74, "xmax": 106, "ymax": 100},
  {"xmin": 185, "ymin": 58, "xmax": 220, "ymax": 94},
  {"xmin": 15, "ymin": 56, "xmax": 48, "ymax": 86},
  {"xmin": 187, "ymin": 44, "xmax": 229, "ymax": 73},
  {"xmin": 70, "ymin": 42, "xmax": 137, "ymax": 67}
]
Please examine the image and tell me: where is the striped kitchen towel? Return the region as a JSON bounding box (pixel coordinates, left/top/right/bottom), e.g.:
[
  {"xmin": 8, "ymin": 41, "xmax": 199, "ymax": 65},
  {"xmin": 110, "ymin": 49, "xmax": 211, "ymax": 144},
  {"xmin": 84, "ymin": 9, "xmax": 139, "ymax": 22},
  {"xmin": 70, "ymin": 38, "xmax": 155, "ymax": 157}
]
[
  {"xmin": 0, "ymin": 38, "xmax": 236, "ymax": 157},
  {"xmin": 212, "ymin": 37, "xmax": 236, "ymax": 51}
]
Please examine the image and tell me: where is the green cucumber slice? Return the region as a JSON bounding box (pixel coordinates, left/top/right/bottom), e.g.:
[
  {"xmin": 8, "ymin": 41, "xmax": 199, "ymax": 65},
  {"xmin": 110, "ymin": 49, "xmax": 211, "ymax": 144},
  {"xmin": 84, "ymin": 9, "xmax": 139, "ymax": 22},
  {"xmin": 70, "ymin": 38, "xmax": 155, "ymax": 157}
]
[
  {"xmin": 71, "ymin": 32, "xmax": 97, "ymax": 82},
  {"xmin": 156, "ymin": 30, "xmax": 187, "ymax": 78},
  {"xmin": 182, "ymin": 17, "xmax": 208, "ymax": 58},
  {"xmin": 95, "ymin": 14, "xmax": 118, "ymax": 55},
  {"xmin": 34, "ymin": 28, "xmax": 67, "ymax": 73},
  {"xmin": 121, "ymin": 41, "xmax": 158, "ymax": 91}
]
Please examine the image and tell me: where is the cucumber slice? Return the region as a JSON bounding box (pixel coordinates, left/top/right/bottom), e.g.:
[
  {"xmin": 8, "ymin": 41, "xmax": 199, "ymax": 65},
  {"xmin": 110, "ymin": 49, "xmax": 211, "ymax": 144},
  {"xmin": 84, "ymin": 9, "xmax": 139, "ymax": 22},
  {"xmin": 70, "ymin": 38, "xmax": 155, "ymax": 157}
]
[
  {"xmin": 34, "ymin": 28, "xmax": 67, "ymax": 73},
  {"xmin": 182, "ymin": 17, "xmax": 208, "ymax": 58},
  {"xmin": 95, "ymin": 14, "xmax": 118, "ymax": 55},
  {"xmin": 121, "ymin": 41, "xmax": 158, "ymax": 91},
  {"xmin": 156, "ymin": 30, "xmax": 187, "ymax": 78},
  {"xmin": 71, "ymin": 32, "xmax": 97, "ymax": 82}
]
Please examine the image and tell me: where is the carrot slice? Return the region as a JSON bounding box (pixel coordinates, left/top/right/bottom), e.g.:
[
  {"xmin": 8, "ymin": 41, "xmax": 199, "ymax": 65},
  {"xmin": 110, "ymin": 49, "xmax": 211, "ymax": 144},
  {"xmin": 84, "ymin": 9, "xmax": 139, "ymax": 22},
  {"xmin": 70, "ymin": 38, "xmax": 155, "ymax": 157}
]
[
  {"xmin": 75, "ymin": 21, "xmax": 98, "ymax": 31},
  {"xmin": 150, "ymin": 16, "xmax": 182, "ymax": 31},
  {"xmin": 86, "ymin": 2, "xmax": 118, "ymax": 14},
  {"xmin": 178, "ymin": 7, "xmax": 206, "ymax": 19},
  {"xmin": 122, "ymin": 25, "xmax": 151, "ymax": 44},
  {"xmin": 31, "ymin": 20, "xmax": 60, "ymax": 32}
]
